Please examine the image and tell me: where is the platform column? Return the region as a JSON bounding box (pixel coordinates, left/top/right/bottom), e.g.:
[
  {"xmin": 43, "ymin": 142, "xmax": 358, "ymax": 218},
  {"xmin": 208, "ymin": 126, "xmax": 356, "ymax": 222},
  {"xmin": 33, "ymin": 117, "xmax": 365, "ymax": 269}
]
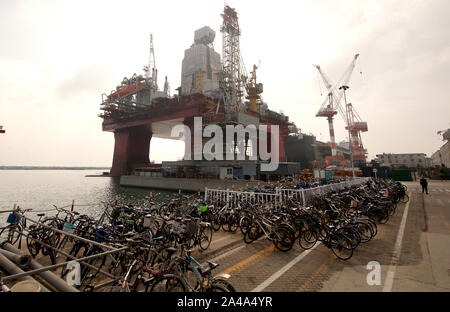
[
  {"xmin": 183, "ymin": 118, "xmax": 196, "ymax": 160},
  {"xmin": 110, "ymin": 126, "xmax": 153, "ymax": 176},
  {"xmin": 278, "ymin": 127, "xmax": 287, "ymax": 162}
]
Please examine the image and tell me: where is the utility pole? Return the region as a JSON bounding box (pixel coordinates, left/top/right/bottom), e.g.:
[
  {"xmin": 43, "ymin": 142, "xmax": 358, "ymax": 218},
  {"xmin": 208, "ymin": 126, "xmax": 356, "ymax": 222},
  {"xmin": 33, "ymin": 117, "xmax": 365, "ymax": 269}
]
[{"xmin": 339, "ymin": 85, "xmax": 355, "ymax": 178}]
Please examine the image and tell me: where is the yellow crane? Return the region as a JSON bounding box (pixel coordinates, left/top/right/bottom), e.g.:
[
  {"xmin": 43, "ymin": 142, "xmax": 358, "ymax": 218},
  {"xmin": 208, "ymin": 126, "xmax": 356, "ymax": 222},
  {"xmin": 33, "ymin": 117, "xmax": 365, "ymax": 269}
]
[{"xmin": 245, "ymin": 64, "xmax": 263, "ymax": 113}]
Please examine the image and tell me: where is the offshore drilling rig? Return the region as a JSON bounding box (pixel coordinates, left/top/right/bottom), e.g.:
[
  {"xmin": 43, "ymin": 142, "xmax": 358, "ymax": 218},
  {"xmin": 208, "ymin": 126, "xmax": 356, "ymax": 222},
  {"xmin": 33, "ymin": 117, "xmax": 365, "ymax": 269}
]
[{"xmin": 99, "ymin": 5, "xmax": 297, "ymax": 176}]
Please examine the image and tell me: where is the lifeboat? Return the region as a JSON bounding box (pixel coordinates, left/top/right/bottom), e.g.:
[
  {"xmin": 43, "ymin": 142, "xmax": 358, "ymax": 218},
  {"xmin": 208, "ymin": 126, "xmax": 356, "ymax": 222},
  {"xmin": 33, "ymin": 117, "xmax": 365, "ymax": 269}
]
[{"xmin": 108, "ymin": 83, "xmax": 145, "ymax": 100}]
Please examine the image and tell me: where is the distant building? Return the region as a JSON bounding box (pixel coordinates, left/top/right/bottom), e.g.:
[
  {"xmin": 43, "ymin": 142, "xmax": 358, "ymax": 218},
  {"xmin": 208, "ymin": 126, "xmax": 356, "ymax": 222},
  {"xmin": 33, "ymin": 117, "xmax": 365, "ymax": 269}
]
[
  {"xmin": 431, "ymin": 128, "xmax": 450, "ymax": 168},
  {"xmin": 431, "ymin": 150, "xmax": 442, "ymax": 167},
  {"xmin": 375, "ymin": 153, "xmax": 431, "ymax": 168},
  {"xmin": 431, "ymin": 141, "xmax": 449, "ymax": 168}
]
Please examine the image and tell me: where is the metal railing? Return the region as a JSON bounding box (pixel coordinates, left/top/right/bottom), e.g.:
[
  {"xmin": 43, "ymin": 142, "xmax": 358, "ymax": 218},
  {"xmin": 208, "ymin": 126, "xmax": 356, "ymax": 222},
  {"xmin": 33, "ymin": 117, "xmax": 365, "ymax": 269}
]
[
  {"xmin": 205, "ymin": 177, "xmax": 371, "ymax": 207},
  {"xmin": 0, "ymin": 207, "xmax": 127, "ymax": 290}
]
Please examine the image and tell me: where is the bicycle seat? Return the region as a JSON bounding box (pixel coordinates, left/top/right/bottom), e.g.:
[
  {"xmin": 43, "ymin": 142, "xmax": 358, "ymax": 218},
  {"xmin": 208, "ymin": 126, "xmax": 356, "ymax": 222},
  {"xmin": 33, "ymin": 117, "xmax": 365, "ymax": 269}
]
[
  {"xmin": 37, "ymin": 213, "xmax": 45, "ymax": 217},
  {"xmin": 165, "ymin": 247, "xmax": 177, "ymax": 258},
  {"xmin": 207, "ymin": 261, "xmax": 219, "ymax": 270},
  {"xmin": 200, "ymin": 261, "xmax": 219, "ymax": 276},
  {"xmin": 123, "ymin": 232, "xmax": 135, "ymax": 238}
]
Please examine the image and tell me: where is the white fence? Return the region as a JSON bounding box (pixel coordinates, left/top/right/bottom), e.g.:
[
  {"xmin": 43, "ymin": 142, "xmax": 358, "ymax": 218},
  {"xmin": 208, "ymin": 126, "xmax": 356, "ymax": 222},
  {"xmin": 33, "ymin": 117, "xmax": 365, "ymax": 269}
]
[
  {"xmin": 205, "ymin": 177, "xmax": 371, "ymax": 207},
  {"xmin": 204, "ymin": 188, "xmax": 280, "ymax": 207}
]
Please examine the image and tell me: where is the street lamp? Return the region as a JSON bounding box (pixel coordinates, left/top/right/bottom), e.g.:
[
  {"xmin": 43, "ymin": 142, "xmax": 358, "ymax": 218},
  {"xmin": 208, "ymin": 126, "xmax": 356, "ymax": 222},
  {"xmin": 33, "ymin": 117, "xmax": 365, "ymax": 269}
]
[{"xmin": 339, "ymin": 85, "xmax": 355, "ymax": 178}]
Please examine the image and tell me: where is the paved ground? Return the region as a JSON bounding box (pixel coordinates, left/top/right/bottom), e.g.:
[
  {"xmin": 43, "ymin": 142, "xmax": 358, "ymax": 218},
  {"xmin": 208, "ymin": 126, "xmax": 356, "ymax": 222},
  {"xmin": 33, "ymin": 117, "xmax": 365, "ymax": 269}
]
[{"xmin": 194, "ymin": 180, "xmax": 450, "ymax": 292}]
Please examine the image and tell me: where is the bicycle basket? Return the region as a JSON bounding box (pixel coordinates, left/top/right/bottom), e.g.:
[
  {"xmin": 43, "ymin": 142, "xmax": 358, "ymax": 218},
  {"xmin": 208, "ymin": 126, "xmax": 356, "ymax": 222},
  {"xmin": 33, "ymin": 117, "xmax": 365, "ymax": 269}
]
[
  {"xmin": 93, "ymin": 229, "xmax": 109, "ymax": 243},
  {"xmin": 6, "ymin": 214, "xmax": 20, "ymax": 224},
  {"xmin": 172, "ymin": 222, "xmax": 184, "ymax": 234},
  {"xmin": 113, "ymin": 221, "xmax": 124, "ymax": 233},
  {"xmin": 63, "ymin": 222, "xmax": 75, "ymax": 234},
  {"xmin": 185, "ymin": 221, "xmax": 198, "ymax": 236},
  {"xmin": 143, "ymin": 216, "xmax": 153, "ymax": 228}
]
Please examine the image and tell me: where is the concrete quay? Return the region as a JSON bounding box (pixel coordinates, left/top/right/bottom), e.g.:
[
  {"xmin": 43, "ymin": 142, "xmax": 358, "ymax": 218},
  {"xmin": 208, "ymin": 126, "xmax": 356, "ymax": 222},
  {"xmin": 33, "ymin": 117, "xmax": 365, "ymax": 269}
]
[{"xmin": 120, "ymin": 175, "xmax": 271, "ymax": 192}]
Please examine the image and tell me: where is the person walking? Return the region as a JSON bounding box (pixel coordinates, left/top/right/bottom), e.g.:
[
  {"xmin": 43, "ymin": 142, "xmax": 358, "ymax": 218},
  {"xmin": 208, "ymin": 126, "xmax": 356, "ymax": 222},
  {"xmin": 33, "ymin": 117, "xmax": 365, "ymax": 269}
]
[{"xmin": 420, "ymin": 175, "xmax": 429, "ymax": 194}]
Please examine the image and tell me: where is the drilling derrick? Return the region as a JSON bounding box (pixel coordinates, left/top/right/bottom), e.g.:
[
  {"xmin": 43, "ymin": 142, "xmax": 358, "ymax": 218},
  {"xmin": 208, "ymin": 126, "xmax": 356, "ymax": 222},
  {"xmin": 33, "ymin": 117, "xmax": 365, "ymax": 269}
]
[
  {"xmin": 143, "ymin": 34, "xmax": 157, "ymax": 90},
  {"xmin": 345, "ymin": 102, "xmax": 368, "ymax": 165},
  {"xmin": 220, "ymin": 5, "xmax": 246, "ymax": 119}
]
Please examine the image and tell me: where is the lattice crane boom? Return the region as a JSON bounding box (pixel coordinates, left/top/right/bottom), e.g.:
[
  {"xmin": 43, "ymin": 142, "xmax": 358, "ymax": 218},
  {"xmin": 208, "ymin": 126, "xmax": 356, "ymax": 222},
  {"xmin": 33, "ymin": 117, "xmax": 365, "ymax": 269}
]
[{"xmin": 314, "ymin": 54, "xmax": 359, "ymax": 125}]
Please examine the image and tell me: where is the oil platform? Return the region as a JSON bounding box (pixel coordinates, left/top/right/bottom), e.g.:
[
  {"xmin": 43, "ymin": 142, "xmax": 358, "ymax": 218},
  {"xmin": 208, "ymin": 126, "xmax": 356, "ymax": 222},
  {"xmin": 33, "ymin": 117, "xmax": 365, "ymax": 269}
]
[{"xmin": 99, "ymin": 6, "xmax": 298, "ymax": 178}]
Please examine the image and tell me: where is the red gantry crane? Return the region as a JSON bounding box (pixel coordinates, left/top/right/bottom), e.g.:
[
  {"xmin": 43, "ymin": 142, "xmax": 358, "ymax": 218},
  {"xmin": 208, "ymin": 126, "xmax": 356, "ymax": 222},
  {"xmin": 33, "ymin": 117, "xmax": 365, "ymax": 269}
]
[
  {"xmin": 344, "ymin": 101, "xmax": 368, "ymax": 164},
  {"xmin": 314, "ymin": 54, "xmax": 362, "ymax": 166}
]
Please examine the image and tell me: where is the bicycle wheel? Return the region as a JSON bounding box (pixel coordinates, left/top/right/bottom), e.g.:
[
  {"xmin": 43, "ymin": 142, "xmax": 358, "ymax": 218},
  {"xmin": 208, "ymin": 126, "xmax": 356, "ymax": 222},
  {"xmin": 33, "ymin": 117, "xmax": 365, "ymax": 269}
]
[
  {"xmin": 293, "ymin": 217, "xmax": 305, "ymax": 240},
  {"xmin": 400, "ymin": 194, "xmax": 409, "ymax": 203},
  {"xmin": 212, "ymin": 215, "xmax": 222, "ymax": 232},
  {"xmin": 159, "ymin": 204, "xmax": 169, "ymax": 215},
  {"xmin": 316, "ymin": 225, "xmax": 329, "ymax": 241},
  {"xmin": 199, "ymin": 226, "xmax": 213, "ymax": 251},
  {"xmin": 0, "ymin": 225, "xmax": 21, "ymax": 245},
  {"xmin": 273, "ymin": 226, "xmax": 295, "ymax": 252},
  {"xmin": 367, "ymin": 208, "xmax": 383, "ymax": 223},
  {"xmin": 341, "ymin": 228, "xmax": 360, "ymax": 249},
  {"xmin": 212, "ymin": 278, "xmax": 236, "ymax": 292},
  {"xmin": 356, "ymin": 222, "xmax": 373, "ymax": 243},
  {"xmin": 206, "ymin": 283, "xmax": 230, "ymax": 292},
  {"xmin": 379, "ymin": 210, "xmax": 389, "ymax": 224},
  {"xmin": 239, "ymin": 216, "xmax": 251, "ymax": 235},
  {"xmin": 221, "ymin": 215, "xmax": 231, "ymax": 232},
  {"xmin": 298, "ymin": 229, "xmax": 318, "ymax": 250},
  {"xmin": 148, "ymin": 275, "xmax": 186, "ymax": 292},
  {"xmin": 387, "ymin": 203, "xmax": 396, "ymax": 216},
  {"xmin": 228, "ymin": 215, "xmax": 239, "ymax": 233},
  {"xmin": 26, "ymin": 227, "xmax": 42, "ymax": 257},
  {"xmin": 368, "ymin": 220, "xmax": 378, "ymax": 237},
  {"xmin": 246, "ymin": 224, "xmax": 260, "ymax": 243},
  {"xmin": 243, "ymin": 230, "xmax": 254, "ymax": 244},
  {"xmin": 329, "ymin": 234, "xmax": 353, "ymax": 261}
]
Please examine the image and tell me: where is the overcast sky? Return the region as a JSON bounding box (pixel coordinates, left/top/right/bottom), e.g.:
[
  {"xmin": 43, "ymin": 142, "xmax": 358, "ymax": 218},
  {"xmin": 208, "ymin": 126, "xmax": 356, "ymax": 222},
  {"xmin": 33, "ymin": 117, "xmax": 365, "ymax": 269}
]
[{"xmin": 0, "ymin": 0, "xmax": 449, "ymax": 166}]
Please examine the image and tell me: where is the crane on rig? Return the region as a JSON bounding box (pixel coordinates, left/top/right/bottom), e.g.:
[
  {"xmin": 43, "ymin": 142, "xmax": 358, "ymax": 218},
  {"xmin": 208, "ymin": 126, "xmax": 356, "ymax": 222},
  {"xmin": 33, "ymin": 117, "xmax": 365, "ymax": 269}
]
[
  {"xmin": 314, "ymin": 54, "xmax": 363, "ymax": 166},
  {"xmin": 437, "ymin": 128, "xmax": 450, "ymax": 141}
]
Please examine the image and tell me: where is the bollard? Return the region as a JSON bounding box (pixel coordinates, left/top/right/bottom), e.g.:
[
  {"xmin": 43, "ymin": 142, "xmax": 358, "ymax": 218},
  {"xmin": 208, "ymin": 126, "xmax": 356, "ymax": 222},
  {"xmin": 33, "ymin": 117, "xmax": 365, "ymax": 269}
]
[{"xmin": 70, "ymin": 200, "xmax": 75, "ymax": 223}]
